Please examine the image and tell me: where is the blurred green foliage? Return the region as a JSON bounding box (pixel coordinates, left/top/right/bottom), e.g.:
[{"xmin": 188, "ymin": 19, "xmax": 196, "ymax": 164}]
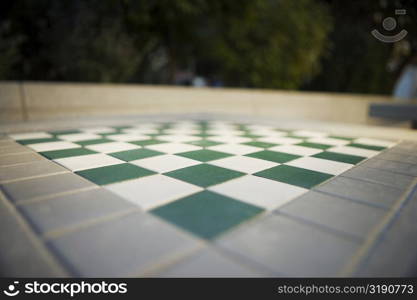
[{"xmin": 0, "ymin": 0, "xmax": 416, "ymax": 94}]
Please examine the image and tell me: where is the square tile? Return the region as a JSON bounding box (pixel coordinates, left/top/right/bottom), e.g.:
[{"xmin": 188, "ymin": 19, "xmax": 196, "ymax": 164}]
[
  {"xmin": 254, "ymin": 165, "xmax": 333, "ymax": 189},
  {"xmin": 312, "ymin": 151, "xmax": 366, "ymax": 164},
  {"xmin": 269, "ymin": 145, "xmax": 322, "ymax": 156},
  {"xmin": 246, "ymin": 150, "xmax": 300, "ymax": 163},
  {"xmin": 76, "ymin": 163, "xmax": 155, "ymax": 185},
  {"xmin": 257, "ymin": 136, "xmax": 303, "ymax": 145},
  {"xmin": 296, "ymin": 142, "xmax": 332, "ymax": 150},
  {"xmin": 209, "ymin": 175, "xmax": 307, "ymax": 210},
  {"xmin": 80, "ymin": 126, "xmax": 117, "ymax": 134},
  {"xmin": 27, "ymin": 141, "xmax": 82, "ymax": 152},
  {"xmin": 18, "ymin": 137, "xmax": 61, "ymax": 145},
  {"xmin": 209, "ymin": 136, "xmax": 252, "ymax": 144},
  {"xmin": 186, "ymin": 140, "xmax": 223, "ymax": 147},
  {"xmin": 131, "ymin": 154, "xmax": 201, "ymax": 173},
  {"xmin": 105, "ymin": 133, "xmax": 150, "ymax": 142},
  {"xmin": 0, "ymin": 160, "xmax": 67, "ymax": 183},
  {"xmin": 326, "ymin": 146, "xmax": 379, "ymax": 158},
  {"xmin": 307, "ymin": 137, "xmax": 350, "ymax": 146},
  {"xmin": 165, "ymin": 164, "xmax": 245, "ymax": 188},
  {"xmin": 278, "ymin": 191, "xmax": 386, "ymax": 239},
  {"xmin": 1, "ymin": 173, "xmax": 94, "ymax": 202},
  {"xmin": 75, "ymin": 138, "xmax": 113, "ymax": 146},
  {"xmin": 208, "ymin": 144, "xmax": 260, "ymax": 155},
  {"xmin": 19, "ymin": 188, "xmax": 136, "ymax": 236},
  {"xmin": 106, "ymin": 174, "xmax": 202, "ymax": 210},
  {"xmin": 40, "ymin": 148, "xmax": 97, "ymax": 160},
  {"xmin": 177, "ymin": 149, "xmax": 232, "ymax": 162},
  {"xmin": 129, "ymin": 139, "xmax": 165, "ymax": 146},
  {"xmin": 57, "ymin": 133, "xmax": 102, "ymax": 142},
  {"xmin": 157, "ymin": 135, "xmax": 201, "ymax": 143},
  {"xmin": 8, "ymin": 132, "xmax": 52, "ymax": 140},
  {"xmin": 145, "ymin": 142, "xmax": 201, "ymax": 154},
  {"xmin": 242, "ymin": 141, "xmax": 277, "ymax": 149},
  {"xmin": 209, "ymin": 156, "xmax": 278, "ymax": 174},
  {"xmin": 353, "ymin": 137, "xmax": 395, "ymax": 148},
  {"xmin": 314, "ymin": 176, "xmax": 403, "ymax": 208},
  {"xmin": 292, "ymin": 130, "xmax": 326, "ymax": 138},
  {"xmin": 285, "ymin": 156, "xmax": 352, "ymax": 175},
  {"xmin": 85, "ymin": 142, "xmax": 140, "ymax": 153},
  {"xmin": 151, "ymin": 191, "xmax": 263, "ymax": 239},
  {"xmin": 217, "ymin": 214, "xmax": 359, "ymax": 276},
  {"xmin": 54, "ymin": 154, "xmax": 124, "ymax": 171},
  {"xmin": 47, "ymin": 211, "xmax": 200, "ymax": 277},
  {"xmin": 348, "ymin": 143, "xmax": 386, "ymax": 151},
  {"xmin": 108, "ymin": 149, "xmax": 163, "ymax": 162}
]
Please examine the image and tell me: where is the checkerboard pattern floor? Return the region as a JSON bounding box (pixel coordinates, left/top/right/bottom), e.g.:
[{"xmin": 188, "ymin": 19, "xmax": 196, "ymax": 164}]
[{"xmin": 9, "ymin": 121, "xmax": 396, "ymax": 240}]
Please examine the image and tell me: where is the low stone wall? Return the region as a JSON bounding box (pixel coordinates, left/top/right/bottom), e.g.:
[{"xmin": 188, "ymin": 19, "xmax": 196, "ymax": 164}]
[{"xmin": 0, "ymin": 81, "xmax": 393, "ymax": 124}]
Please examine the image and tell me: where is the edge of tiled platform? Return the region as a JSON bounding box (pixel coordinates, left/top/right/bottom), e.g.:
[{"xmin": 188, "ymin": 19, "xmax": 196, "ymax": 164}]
[{"xmin": 1, "ymin": 120, "xmax": 417, "ymax": 277}]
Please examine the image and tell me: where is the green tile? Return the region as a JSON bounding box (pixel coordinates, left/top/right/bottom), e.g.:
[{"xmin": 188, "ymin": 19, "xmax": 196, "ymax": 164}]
[
  {"xmin": 242, "ymin": 141, "xmax": 277, "ymax": 149},
  {"xmin": 109, "ymin": 149, "xmax": 163, "ymax": 161},
  {"xmin": 286, "ymin": 134, "xmax": 307, "ymax": 140},
  {"xmin": 329, "ymin": 135, "xmax": 354, "ymax": 141},
  {"xmin": 177, "ymin": 149, "xmax": 231, "ymax": 162},
  {"xmin": 129, "ymin": 139, "xmax": 165, "ymax": 146},
  {"xmin": 186, "ymin": 140, "xmax": 222, "ymax": 147},
  {"xmin": 246, "ymin": 150, "xmax": 300, "ymax": 163},
  {"xmin": 76, "ymin": 163, "xmax": 155, "ymax": 185},
  {"xmin": 17, "ymin": 137, "xmax": 60, "ymax": 145},
  {"xmin": 165, "ymin": 164, "xmax": 244, "ymax": 187},
  {"xmin": 296, "ymin": 142, "xmax": 332, "ymax": 150},
  {"xmin": 76, "ymin": 138, "xmax": 113, "ymax": 146},
  {"xmin": 312, "ymin": 151, "xmax": 366, "ymax": 164},
  {"xmin": 111, "ymin": 125, "xmax": 132, "ymax": 130},
  {"xmin": 49, "ymin": 129, "xmax": 81, "ymax": 135},
  {"xmin": 254, "ymin": 165, "xmax": 333, "ymax": 189},
  {"xmin": 192, "ymin": 133, "xmax": 214, "ymax": 138},
  {"xmin": 40, "ymin": 148, "xmax": 97, "ymax": 159},
  {"xmin": 348, "ymin": 143, "xmax": 386, "ymax": 151},
  {"xmin": 152, "ymin": 191, "xmax": 263, "ymax": 239},
  {"xmin": 239, "ymin": 133, "xmax": 262, "ymax": 139}
]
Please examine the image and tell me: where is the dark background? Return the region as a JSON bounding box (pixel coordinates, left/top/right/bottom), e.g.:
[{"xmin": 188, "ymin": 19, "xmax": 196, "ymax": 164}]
[{"xmin": 0, "ymin": 0, "xmax": 416, "ymax": 94}]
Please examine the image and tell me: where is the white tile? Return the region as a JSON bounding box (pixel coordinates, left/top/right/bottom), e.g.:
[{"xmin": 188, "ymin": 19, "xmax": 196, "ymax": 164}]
[
  {"xmin": 209, "ymin": 175, "xmax": 307, "ymax": 210},
  {"xmin": 122, "ymin": 128, "xmax": 159, "ymax": 135},
  {"xmin": 257, "ymin": 137, "xmax": 302, "ymax": 145},
  {"xmin": 285, "ymin": 157, "xmax": 352, "ymax": 175},
  {"xmin": 106, "ymin": 174, "xmax": 202, "ymax": 210},
  {"xmin": 327, "ymin": 146, "xmax": 379, "ymax": 158},
  {"xmin": 307, "ymin": 137, "xmax": 350, "ymax": 146},
  {"xmin": 208, "ymin": 144, "xmax": 259, "ymax": 155},
  {"xmin": 28, "ymin": 141, "xmax": 81, "ymax": 152},
  {"xmin": 105, "ymin": 133, "xmax": 149, "ymax": 142},
  {"xmin": 209, "ymin": 156, "xmax": 278, "ymax": 174},
  {"xmin": 54, "ymin": 154, "xmax": 124, "ymax": 171},
  {"xmin": 157, "ymin": 135, "xmax": 201, "ymax": 143},
  {"xmin": 353, "ymin": 138, "xmax": 396, "ymax": 148},
  {"xmin": 145, "ymin": 143, "xmax": 201, "ymax": 154},
  {"xmin": 250, "ymin": 129, "xmax": 287, "ymax": 137},
  {"xmin": 269, "ymin": 145, "xmax": 322, "ymax": 156},
  {"xmin": 163, "ymin": 128, "xmax": 200, "ymax": 135},
  {"xmin": 131, "ymin": 154, "xmax": 201, "ymax": 173},
  {"xmin": 9, "ymin": 132, "xmax": 52, "ymax": 140},
  {"xmin": 80, "ymin": 127, "xmax": 116, "ymax": 134},
  {"xmin": 209, "ymin": 136, "xmax": 252, "ymax": 144},
  {"xmin": 58, "ymin": 133, "xmax": 102, "ymax": 142},
  {"xmin": 85, "ymin": 142, "xmax": 140, "ymax": 153},
  {"xmin": 292, "ymin": 130, "xmax": 327, "ymax": 138},
  {"xmin": 206, "ymin": 130, "xmax": 244, "ymax": 136}
]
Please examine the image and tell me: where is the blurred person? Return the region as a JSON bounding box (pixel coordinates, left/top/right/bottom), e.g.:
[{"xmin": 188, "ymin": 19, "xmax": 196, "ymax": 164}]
[{"xmin": 393, "ymin": 55, "xmax": 417, "ymax": 102}]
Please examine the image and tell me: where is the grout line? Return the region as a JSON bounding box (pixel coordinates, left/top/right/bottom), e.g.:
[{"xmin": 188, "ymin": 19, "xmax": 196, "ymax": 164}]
[
  {"xmin": 0, "ymin": 189, "xmax": 70, "ymax": 276},
  {"xmin": 339, "ymin": 177, "xmax": 417, "ymax": 276},
  {"xmin": 0, "ymin": 171, "xmax": 69, "ymax": 185},
  {"xmin": 15, "ymin": 185, "xmax": 99, "ymax": 206},
  {"xmin": 42, "ymin": 207, "xmax": 142, "ymax": 240}
]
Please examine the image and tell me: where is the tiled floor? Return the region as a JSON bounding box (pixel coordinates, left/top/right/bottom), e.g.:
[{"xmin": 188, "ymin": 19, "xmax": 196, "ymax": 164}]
[{"xmin": 1, "ymin": 118, "xmax": 416, "ymax": 277}]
